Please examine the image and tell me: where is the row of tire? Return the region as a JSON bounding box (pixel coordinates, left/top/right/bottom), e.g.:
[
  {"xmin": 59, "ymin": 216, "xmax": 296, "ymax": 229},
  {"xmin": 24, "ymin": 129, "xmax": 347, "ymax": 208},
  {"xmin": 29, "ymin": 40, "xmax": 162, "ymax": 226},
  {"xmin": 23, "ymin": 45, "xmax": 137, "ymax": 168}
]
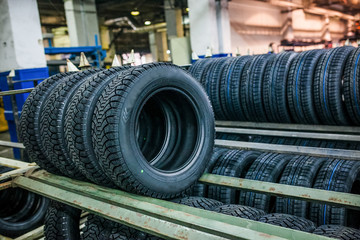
[
  {"xmin": 189, "ymin": 46, "xmax": 360, "ymax": 125},
  {"xmin": 19, "ymin": 63, "xmax": 214, "ymax": 199},
  {"xmin": 192, "ymin": 148, "xmax": 360, "ymax": 229},
  {"xmin": 217, "ymin": 133, "xmax": 360, "ymax": 150},
  {"xmin": 43, "ymin": 197, "xmax": 360, "ymax": 240}
]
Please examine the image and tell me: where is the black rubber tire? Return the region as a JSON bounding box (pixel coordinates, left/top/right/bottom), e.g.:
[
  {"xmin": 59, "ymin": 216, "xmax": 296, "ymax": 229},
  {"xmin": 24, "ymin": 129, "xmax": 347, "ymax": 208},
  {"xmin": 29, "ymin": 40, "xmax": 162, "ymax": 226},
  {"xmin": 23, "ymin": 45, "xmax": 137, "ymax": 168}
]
[
  {"xmin": 92, "ymin": 63, "xmax": 215, "ymax": 198},
  {"xmin": 208, "ymin": 150, "xmax": 260, "ymax": 204},
  {"xmin": 204, "ymin": 57, "xmax": 232, "ymax": 120},
  {"xmin": 0, "ymin": 194, "xmax": 49, "ymax": 238},
  {"xmin": 239, "ymin": 153, "xmax": 293, "ymax": 211},
  {"xmin": 189, "ymin": 58, "xmax": 214, "ymax": 82},
  {"xmin": 19, "ymin": 72, "xmax": 74, "ymax": 173},
  {"xmin": 219, "ymin": 56, "xmax": 252, "ymax": 120},
  {"xmin": 64, "ymin": 67, "xmax": 130, "ymax": 187},
  {"xmin": 276, "ymin": 155, "xmax": 326, "ymax": 218},
  {"xmin": 40, "ymin": 69, "xmax": 104, "ymax": 179},
  {"xmin": 241, "ymin": 54, "xmax": 275, "ymax": 122},
  {"xmin": 192, "ymin": 147, "xmax": 229, "ymax": 197},
  {"xmin": 310, "ymin": 159, "xmax": 360, "ymax": 228},
  {"xmin": 263, "ymin": 52, "xmax": 297, "ymax": 123},
  {"xmin": 313, "ymin": 225, "xmax": 360, "ymax": 240},
  {"xmin": 344, "ymin": 47, "xmax": 360, "ymax": 125},
  {"xmin": 287, "ymin": 49, "xmax": 325, "ymax": 124},
  {"xmin": 171, "ymin": 196, "xmax": 223, "ymax": 210},
  {"xmin": 199, "ymin": 59, "xmax": 217, "ymax": 87},
  {"xmin": 314, "ymin": 46, "xmax": 354, "ymax": 125},
  {"xmin": 81, "ymin": 214, "xmax": 146, "ymax": 240},
  {"xmin": 44, "ymin": 200, "xmax": 81, "ymax": 240},
  {"xmin": 249, "ymin": 136, "xmax": 274, "ymax": 144},
  {"xmin": 213, "ymin": 204, "xmax": 266, "ymax": 220},
  {"xmin": 259, "ymin": 213, "xmax": 316, "ymax": 232},
  {"xmin": 215, "ymin": 133, "xmax": 249, "ymax": 141}
]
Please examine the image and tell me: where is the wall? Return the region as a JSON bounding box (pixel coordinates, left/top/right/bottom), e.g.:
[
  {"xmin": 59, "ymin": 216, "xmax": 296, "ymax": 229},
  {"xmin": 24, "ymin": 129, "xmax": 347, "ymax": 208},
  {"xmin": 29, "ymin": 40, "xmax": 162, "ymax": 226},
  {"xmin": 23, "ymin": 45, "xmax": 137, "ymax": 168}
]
[
  {"xmin": 229, "ymin": 0, "xmax": 347, "ymax": 54},
  {"xmin": 0, "ymin": 0, "xmax": 46, "ymax": 71}
]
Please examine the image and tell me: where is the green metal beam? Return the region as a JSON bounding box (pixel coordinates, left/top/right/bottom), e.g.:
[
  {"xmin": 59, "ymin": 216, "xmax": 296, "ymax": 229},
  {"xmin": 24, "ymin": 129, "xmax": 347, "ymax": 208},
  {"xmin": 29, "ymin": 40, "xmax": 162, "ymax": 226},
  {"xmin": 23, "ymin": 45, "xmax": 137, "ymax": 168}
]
[
  {"xmin": 199, "ymin": 174, "xmax": 360, "ymax": 210},
  {"xmin": 14, "ymin": 175, "xmax": 282, "ymax": 240},
  {"xmin": 215, "ymin": 139, "xmax": 360, "ymax": 161},
  {"xmin": 0, "ymin": 141, "xmax": 25, "ymax": 149},
  {"xmin": 0, "ymin": 88, "xmax": 33, "ymax": 96},
  {"xmin": 216, "ymin": 127, "xmax": 360, "ymax": 142},
  {"xmin": 15, "ymin": 170, "xmax": 334, "ymax": 240},
  {"xmin": 215, "ymin": 120, "xmax": 360, "ymax": 134}
]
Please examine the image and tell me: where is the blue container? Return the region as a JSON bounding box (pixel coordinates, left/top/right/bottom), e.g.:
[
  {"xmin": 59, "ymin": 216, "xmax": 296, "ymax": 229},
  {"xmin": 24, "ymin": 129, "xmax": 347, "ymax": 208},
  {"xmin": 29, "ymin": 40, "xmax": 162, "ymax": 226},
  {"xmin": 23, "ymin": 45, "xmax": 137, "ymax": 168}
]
[{"xmin": 0, "ymin": 67, "xmax": 49, "ymax": 159}]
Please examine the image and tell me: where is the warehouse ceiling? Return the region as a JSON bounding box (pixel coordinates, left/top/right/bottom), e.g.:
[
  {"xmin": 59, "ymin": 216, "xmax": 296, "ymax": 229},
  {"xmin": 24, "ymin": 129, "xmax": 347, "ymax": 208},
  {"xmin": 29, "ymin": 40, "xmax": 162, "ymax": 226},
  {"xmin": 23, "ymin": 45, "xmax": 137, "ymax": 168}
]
[{"xmin": 37, "ymin": 0, "xmax": 187, "ymax": 27}]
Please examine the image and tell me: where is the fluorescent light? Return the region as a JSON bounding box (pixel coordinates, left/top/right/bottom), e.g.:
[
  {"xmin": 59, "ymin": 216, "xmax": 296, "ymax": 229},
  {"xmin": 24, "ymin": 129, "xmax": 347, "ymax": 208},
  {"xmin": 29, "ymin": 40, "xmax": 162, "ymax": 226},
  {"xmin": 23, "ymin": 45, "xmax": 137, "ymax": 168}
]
[
  {"xmin": 144, "ymin": 21, "xmax": 151, "ymax": 25},
  {"xmin": 131, "ymin": 10, "xmax": 140, "ymax": 16}
]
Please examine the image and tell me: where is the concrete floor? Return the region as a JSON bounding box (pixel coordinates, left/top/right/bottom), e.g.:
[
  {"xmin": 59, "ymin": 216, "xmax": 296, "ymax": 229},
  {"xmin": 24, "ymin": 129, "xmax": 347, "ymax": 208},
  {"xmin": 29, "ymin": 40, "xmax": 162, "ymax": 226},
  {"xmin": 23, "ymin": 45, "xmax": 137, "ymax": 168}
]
[{"xmin": 0, "ymin": 131, "xmax": 15, "ymax": 159}]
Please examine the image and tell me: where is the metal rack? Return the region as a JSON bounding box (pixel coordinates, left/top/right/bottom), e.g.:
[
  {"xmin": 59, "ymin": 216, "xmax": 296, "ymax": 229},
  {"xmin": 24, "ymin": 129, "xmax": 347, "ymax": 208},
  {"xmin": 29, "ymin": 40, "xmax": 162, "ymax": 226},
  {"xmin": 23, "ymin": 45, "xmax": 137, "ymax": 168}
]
[{"xmin": 0, "ymin": 86, "xmax": 359, "ymax": 239}]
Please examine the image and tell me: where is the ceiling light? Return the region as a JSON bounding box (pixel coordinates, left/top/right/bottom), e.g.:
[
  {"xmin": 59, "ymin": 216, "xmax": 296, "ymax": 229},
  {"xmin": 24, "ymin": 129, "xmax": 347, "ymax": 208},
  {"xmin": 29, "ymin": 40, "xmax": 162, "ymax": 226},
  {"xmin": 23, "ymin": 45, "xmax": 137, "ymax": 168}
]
[
  {"xmin": 144, "ymin": 21, "xmax": 151, "ymax": 26},
  {"xmin": 131, "ymin": 10, "xmax": 140, "ymax": 16}
]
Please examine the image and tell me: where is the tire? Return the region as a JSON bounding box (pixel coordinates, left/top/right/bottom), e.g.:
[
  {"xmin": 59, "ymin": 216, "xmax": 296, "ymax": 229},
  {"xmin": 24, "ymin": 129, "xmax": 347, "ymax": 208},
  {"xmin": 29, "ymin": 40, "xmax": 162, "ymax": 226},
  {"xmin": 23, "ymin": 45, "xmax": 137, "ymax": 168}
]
[
  {"xmin": 213, "ymin": 204, "xmax": 266, "ymax": 220},
  {"xmin": 310, "ymin": 159, "xmax": 360, "ymax": 228},
  {"xmin": 0, "ymin": 194, "xmax": 49, "ymax": 238},
  {"xmin": 344, "ymin": 47, "xmax": 360, "ymax": 125},
  {"xmin": 81, "ymin": 214, "xmax": 146, "ymax": 240},
  {"xmin": 92, "ymin": 63, "xmax": 215, "ymax": 198},
  {"xmin": 44, "ymin": 200, "xmax": 81, "ymax": 240},
  {"xmin": 204, "ymin": 57, "xmax": 232, "ymax": 120},
  {"xmin": 259, "ymin": 213, "xmax": 316, "ymax": 232},
  {"xmin": 19, "ymin": 73, "xmax": 74, "ymax": 173},
  {"xmin": 171, "ymin": 196, "xmax": 223, "ymax": 210},
  {"xmin": 215, "ymin": 133, "xmax": 249, "ymax": 141},
  {"xmin": 241, "ymin": 54, "xmax": 275, "ymax": 122},
  {"xmin": 314, "ymin": 46, "xmax": 354, "ymax": 125},
  {"xmin": 313, "ymin": 225, "xmax": 360, "ymax": 240},
  {"xmin": 263, "ymin": 52, "xmax": 297, "ymax": 123},
  {"xmin": 192, "ymin": 147, "xmax": 229, "ymax": 197},
  {"xmin": 239, "ymin": 153, "xmax": 293, "ymax": 211},
  {"xmin": 219, "ymin": 56, "xmax": 252, "ymax": 120},
  {"xmin": 189, "ymin": 58, "xmax": 214, "ymax": 82},
  {"xmin": 64, "ymin": 67, "xmax": 130, "ymax": 187},
  {"xmin": 208, "ymin": 150, "xmax": 260, "ymax": 204},
  {"xmin": 287, "ymin": 49, "xmax": 325, "ymax": 124},
  {"xmin": 276, "ymin": 155, "xmax": 326, "ymax": 218},
  {"xmin": 40, "ymin": 69, "xmax": 103, "ymax": 179}
]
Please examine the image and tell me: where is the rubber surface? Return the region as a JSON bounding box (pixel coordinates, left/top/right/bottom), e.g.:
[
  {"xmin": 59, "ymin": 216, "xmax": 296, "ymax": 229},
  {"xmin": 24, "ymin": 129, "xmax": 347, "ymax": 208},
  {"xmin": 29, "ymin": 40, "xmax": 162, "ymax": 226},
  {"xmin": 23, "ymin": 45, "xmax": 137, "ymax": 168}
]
[
  {"xmin": 213, "ymin": 204, "xmax": 266, "ymax": 220},
  {"xmin": 92, "ymin": 63, "xmax": 215, "ymax": 198},
  {"xmin": 259, "ymin": 213, "xmax": 316, "ymax": 232},
  {"xmin": 19, "ymin": 72, "xmax": 74, "ymax": 173},
  {"xmin": 65, "ymin": 67, "xmax": 130, "ymax": 186},
  {"xmin": 240, "ymin": 153, "xmax": 293, "ymax": 211},
  {"xmin": 310, "ymin": 159, "xmax": 360, "ymax": 228},
  {"xmin": 276, "ymin": 155, "xmax": 326, "ymax": 218},
  {"xmin": 44, "ymin": 200, "xmax": 81, "ymax": 240}
]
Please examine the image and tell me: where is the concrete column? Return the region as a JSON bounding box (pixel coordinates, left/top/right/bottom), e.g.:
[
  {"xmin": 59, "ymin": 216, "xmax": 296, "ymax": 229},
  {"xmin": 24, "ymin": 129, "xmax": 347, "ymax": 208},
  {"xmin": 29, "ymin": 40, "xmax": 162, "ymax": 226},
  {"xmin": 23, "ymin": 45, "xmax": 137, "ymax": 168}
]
[
  {"xmin": 64, "ymin": 0, "xmax": 100, "ymax": 46},
  {"xmin": 164, "ymin": 0, "xmax": 184, "ymax": 39},
  {"xmin": 148, "ymin": 31, "xmax": 158, "ymax": 62},
  {"xmin": 0, "ymin": 0, "xmax": 46, "ymax": 71},
  {"xmin": 155, "ymin": 31, "xmax": 169, "ymax": 61},
  {"xmin": 188, "ymin": 0, "xmax": 231, "ymax": 55}
]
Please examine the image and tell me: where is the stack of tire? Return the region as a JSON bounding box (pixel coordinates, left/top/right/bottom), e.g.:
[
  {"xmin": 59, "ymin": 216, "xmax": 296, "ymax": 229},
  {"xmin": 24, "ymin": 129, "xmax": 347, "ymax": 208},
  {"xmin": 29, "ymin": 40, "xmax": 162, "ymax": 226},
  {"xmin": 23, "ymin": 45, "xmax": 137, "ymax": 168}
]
[
  {"xmin": 191, "ymin": 147, "xmax": 360, "ymax": 239},
  {"xmin": 0, "ymin": 166, "xmax": 49, "ymax": 238},
  {"xmin": 18, "ymin": 63, "xmax": 215, "ymax": 239},
  {"xmin": 190, "ymin": 46, "xmax": 360, "ymax": 126}
]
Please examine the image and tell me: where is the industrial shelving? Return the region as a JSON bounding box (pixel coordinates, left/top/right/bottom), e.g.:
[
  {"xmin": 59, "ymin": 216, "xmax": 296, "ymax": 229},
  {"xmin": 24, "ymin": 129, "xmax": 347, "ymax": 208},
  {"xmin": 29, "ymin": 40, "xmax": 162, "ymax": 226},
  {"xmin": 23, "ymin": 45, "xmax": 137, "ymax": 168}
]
[{"xmin": 0, "ymin": 78, "xmax": 359, "ymax": 240}]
